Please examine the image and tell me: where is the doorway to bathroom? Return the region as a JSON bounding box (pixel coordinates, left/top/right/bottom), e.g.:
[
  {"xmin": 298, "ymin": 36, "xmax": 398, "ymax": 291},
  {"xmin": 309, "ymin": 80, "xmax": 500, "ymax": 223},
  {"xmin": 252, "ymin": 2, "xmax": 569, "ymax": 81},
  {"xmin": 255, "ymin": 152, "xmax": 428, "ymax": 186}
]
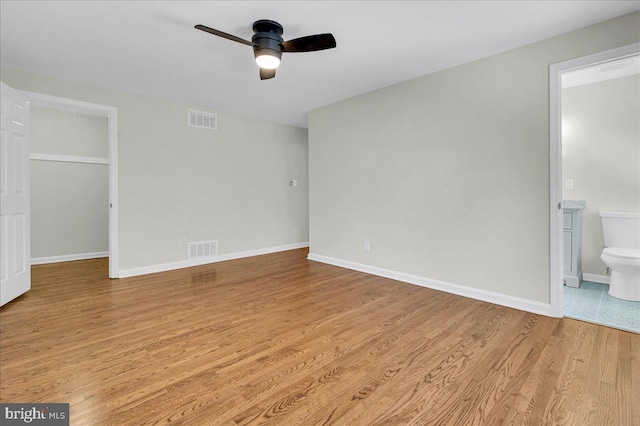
[{"xmin": 550, "ymin": 43, "xmax": 640, "ymax": 333}]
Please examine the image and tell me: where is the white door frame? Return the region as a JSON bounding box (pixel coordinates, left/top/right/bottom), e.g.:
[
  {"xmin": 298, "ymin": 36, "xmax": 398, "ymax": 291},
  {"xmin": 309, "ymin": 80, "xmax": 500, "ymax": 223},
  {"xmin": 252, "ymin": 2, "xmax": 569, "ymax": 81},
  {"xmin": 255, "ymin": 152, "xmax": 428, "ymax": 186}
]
[
  {"xmin": 23, "ymin": 91, "xmax": 119, "ymax": 279},
  {"xmin": 548, "ymin": 42, "xmax": 640, "ymax": 317}
]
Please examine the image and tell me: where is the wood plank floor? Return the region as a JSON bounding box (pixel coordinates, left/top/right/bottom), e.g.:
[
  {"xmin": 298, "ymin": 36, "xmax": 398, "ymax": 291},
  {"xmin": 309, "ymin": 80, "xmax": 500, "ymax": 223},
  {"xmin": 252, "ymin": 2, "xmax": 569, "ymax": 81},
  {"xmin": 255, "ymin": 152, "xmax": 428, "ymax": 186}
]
[{"xmin": 1, "ymin": 248, "xmax": 638, "ymax": 425}]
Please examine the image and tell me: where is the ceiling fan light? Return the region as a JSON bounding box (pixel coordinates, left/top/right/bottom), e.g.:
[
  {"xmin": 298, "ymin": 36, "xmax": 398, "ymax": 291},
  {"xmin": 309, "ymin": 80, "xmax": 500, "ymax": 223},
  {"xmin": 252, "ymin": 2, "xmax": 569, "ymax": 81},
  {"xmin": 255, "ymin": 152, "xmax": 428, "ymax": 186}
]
[{"xmin": 256, "ymin": 54, "xmax": 281, "ymax": 70}]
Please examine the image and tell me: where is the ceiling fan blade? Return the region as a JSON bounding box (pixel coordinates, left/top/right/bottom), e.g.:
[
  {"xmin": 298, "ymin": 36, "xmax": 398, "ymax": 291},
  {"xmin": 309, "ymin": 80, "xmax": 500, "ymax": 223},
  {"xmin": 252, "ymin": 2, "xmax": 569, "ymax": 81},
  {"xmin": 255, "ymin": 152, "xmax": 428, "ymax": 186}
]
[
  {"xmin": 260, "ymin": 68, "xmax": 276, "ymax": 80},
  {"xmin": 195, "ymin": 24, "xmax": 253, "ymax": 47},
  {"xmin": 281, "ymin": 33, "xmax": 336, "ymax": 53}
]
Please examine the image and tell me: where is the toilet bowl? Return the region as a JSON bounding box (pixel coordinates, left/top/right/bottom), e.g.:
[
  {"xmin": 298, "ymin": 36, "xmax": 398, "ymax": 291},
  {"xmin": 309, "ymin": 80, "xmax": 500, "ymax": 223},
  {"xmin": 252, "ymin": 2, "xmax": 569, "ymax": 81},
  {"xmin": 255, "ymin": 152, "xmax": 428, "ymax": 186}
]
[
  {"xmin": 600, "ymin": 248, "xmax": 640, "ymax": 301},
  {"xmin": 600, "ymin": 212, "xmax": 640, "ymax": 302}
]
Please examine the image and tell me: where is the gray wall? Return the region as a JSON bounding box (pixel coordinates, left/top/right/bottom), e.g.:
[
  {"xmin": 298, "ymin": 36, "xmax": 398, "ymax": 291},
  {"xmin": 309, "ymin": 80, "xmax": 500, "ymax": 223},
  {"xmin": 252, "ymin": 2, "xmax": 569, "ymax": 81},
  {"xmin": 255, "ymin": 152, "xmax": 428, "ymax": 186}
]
[
  {"xmin": 562, "ymin": 74, "xmax": 640, "ymax": 277},
  {"xmin": 30, "ymin": 106, "xmax": 109, "ymax": 259},
  {"xmin": 309, "ymin": 12, "xmax": 640, "ymax": 304},
  {"xmin": 2, "ymin": 67, "xmax": 309, "ymax": 271}
]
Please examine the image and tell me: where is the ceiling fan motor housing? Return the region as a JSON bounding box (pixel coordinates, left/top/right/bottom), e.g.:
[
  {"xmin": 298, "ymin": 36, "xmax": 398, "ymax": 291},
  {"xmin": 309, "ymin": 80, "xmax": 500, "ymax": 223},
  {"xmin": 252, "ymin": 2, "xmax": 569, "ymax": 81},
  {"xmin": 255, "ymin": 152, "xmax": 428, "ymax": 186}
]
[{"xmin": 252, "ymin": 20, "xmax": 284, "ymax": 63}]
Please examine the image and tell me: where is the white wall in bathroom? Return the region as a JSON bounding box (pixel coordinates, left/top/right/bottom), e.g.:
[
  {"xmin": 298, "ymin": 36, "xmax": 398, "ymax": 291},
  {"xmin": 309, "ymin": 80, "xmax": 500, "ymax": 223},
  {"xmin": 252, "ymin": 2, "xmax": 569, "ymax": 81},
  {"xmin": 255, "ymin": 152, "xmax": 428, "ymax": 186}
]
[{"xmin": 562, "ymin": 73, "xmax": 640, "ymax": 278}]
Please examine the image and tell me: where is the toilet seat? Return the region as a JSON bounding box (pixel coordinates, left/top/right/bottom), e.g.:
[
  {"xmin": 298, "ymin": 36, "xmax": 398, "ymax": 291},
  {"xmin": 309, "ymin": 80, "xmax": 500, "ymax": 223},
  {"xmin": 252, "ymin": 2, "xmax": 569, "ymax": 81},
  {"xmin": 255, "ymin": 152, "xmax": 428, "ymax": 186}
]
[{"xmin": 603, "ymin": 247, "xmax": 640, "ymax": 260}]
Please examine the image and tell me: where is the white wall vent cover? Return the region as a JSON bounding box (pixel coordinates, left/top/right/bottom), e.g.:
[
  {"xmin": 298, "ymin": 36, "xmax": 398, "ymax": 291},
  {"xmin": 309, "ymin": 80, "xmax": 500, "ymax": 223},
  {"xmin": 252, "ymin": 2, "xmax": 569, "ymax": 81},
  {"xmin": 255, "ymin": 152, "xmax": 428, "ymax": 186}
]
[
  {"xmin": 188, "ymin": 240, "xmax": 218, "ymax": 259},
  {"xmin": 188, "ymin": 109, "xmax": 217, "ymax": 130}
]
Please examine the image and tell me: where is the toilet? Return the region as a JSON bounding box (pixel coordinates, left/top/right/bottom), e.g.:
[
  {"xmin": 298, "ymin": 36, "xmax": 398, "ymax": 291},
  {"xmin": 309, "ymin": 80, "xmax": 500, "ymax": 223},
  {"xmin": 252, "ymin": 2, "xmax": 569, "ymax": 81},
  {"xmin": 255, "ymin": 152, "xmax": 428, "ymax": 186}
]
[{"xmin": 600, "ymin": 212, "xmax": 640, "ymax": 301}]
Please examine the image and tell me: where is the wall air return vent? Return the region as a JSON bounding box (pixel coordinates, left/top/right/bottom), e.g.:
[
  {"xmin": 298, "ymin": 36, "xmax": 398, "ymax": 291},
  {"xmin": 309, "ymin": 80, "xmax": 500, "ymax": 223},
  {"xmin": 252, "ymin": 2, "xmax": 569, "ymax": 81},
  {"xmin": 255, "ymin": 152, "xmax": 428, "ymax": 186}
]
[
  {"xmin": 188, "ymin": 109, "xmax": 217, "ymax": 130},
  {"xmin": 188, "ymin": 240, "xmax": 218, "ymax": 259}
]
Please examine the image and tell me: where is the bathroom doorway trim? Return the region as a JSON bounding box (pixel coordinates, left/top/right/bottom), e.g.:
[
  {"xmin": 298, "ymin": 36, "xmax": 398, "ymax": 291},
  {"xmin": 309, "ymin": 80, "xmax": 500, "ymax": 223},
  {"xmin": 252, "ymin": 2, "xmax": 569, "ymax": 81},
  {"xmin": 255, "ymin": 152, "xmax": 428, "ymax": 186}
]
[{"xmin": 549, "ymin": 42, "xmax": 640, "ymax": 317}]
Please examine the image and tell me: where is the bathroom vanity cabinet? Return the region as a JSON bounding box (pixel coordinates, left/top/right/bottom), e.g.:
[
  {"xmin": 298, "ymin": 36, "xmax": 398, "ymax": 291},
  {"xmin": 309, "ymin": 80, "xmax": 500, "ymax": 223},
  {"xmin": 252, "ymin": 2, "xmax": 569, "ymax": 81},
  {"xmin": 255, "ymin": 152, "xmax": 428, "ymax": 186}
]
[{"xmin": 563, "ymin": 200, "xmax": 585, "ymax": 288}]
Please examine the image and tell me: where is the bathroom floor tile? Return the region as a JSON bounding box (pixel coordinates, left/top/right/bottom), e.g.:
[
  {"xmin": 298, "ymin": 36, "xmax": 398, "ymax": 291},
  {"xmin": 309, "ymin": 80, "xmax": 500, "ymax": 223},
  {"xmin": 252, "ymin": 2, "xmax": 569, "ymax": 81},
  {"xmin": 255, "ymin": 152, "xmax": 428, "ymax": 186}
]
[{"xmin": 564, "ymin": 280, "xmax": 639, "ymax": 334}]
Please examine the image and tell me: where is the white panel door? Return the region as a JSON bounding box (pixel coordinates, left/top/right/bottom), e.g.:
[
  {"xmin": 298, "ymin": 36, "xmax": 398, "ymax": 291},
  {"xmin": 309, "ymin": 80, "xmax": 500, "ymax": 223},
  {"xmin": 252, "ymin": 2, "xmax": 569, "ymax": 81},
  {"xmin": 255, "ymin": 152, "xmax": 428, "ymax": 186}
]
[{"xmin": 1, "ymin": 81, "xmax": 30, "ymax": 307}]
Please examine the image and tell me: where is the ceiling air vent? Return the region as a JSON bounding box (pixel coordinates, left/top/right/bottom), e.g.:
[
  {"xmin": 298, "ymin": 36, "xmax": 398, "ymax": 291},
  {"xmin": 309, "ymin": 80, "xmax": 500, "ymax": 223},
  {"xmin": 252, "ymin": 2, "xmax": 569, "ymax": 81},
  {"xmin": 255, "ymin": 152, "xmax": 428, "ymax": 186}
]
[{"xmin": 188, "ymin": 109, "xmax": 217, "ymax": 130}]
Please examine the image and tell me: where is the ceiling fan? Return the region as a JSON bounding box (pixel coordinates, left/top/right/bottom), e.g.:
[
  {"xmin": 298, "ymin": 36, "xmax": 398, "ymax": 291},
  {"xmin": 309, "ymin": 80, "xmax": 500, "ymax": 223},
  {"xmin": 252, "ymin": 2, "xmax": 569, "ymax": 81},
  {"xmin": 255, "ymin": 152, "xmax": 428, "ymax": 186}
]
[{"xmin": 195, "ymin": 20, "xmax": 337, "ymax": 80}]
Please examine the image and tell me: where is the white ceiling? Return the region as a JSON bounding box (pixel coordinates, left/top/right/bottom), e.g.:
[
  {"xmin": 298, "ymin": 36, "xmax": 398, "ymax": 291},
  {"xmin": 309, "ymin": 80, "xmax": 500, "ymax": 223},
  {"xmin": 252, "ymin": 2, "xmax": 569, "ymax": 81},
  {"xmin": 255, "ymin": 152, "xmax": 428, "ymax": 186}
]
[{"xmin": 1, "ymin": 1, "xmax": 638, "ymax": 128}]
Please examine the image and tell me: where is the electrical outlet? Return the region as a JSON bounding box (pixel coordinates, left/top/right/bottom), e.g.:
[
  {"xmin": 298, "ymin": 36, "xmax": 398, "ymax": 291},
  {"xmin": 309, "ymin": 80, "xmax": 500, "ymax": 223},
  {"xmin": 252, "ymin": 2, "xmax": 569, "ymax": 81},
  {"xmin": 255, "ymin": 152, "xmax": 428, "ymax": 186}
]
[
  {"xmin": 181, "ymin": 239, "xmax": 188, "ymax": 249},
  {"xmin": 566, "ymin": 179, "xmax": 574, "ymax": 190},
  {"xmin": 364, "ymin": 241, "xmax": 370, "ymax": 252}
]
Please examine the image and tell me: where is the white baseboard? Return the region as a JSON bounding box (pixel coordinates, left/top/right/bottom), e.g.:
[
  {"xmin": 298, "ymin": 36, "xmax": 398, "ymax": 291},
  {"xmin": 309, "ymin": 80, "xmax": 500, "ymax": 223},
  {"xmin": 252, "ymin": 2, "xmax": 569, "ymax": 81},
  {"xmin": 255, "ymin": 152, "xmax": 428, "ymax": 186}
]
[
  {"xmin": 118, "ymin": 242, "xmax": 309, "ymax": 279},
  {"xmin": 583, "ymin": 273, "xmax": 610, "ymax": 285},
  {"xmin": 31, "ymin": 251, "xmax": 109, "ymax": 265},
  {"xmin": 307, "ymin": 253, "xmax": 553, "ymax": 317}
]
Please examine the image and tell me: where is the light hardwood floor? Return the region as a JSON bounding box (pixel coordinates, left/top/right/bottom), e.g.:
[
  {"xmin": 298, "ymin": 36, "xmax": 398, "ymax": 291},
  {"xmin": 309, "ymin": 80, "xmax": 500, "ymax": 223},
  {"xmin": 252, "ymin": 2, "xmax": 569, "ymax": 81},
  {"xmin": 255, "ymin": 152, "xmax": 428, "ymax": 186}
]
[{"xmin": 1, "ymin": 249, "xmax": 638, "ymax": 425}]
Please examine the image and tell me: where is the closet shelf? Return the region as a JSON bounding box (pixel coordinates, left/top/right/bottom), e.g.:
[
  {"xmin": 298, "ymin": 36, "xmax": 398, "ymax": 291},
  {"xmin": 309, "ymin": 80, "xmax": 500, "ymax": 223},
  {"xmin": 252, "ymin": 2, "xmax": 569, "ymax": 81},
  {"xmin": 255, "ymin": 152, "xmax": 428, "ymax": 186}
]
[{"xmin": 30, "ymin": 153, "xmax": 109, "ymax": 165}]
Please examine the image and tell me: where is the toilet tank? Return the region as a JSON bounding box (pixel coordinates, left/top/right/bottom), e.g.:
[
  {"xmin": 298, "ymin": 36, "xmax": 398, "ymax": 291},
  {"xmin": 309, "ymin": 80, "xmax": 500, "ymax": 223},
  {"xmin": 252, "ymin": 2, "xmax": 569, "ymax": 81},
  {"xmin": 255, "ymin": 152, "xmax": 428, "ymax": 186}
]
[{"xmin": 600, "ymin": 212, "xmax": 640, "ymax": 249}]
